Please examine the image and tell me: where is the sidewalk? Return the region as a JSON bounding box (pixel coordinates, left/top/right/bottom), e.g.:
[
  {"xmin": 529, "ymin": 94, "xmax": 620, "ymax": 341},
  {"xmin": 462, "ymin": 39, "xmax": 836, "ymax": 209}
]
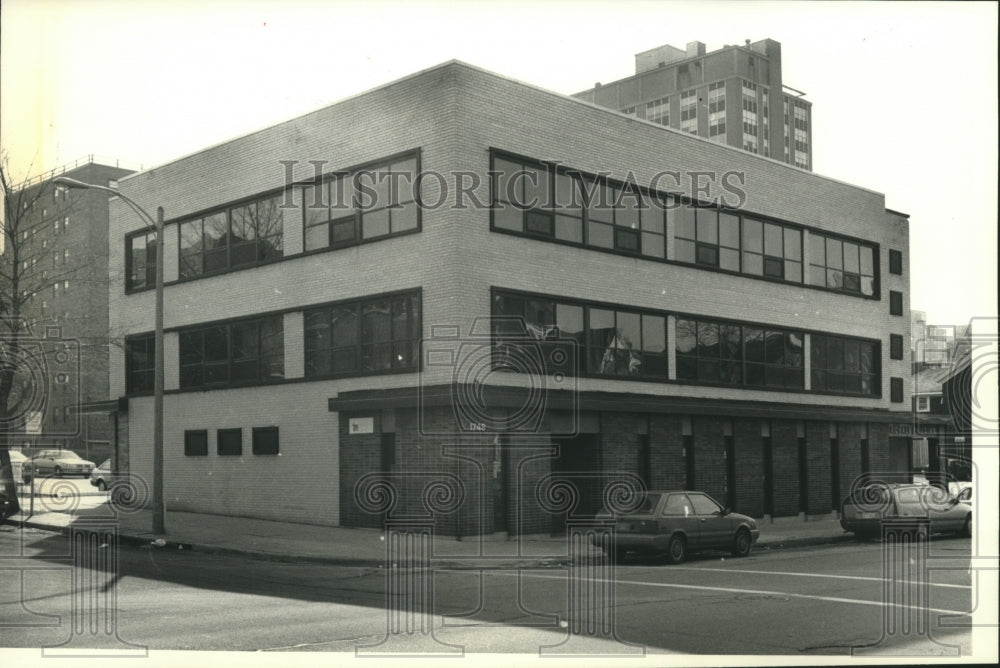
[{"xmin": 4, "ymin": 496, "xmax": 853, "ymax": 567}]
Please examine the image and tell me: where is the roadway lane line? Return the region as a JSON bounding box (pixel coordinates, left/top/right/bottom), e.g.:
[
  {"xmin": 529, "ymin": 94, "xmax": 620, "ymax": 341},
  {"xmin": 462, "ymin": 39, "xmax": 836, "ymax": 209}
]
[
  {"xmin": 666, "ymin": 566, "xmax": 971, "ymax": 590},
  {"xmin": 483, "ymin": 571, "xmax": 971, "ymax": 617}
]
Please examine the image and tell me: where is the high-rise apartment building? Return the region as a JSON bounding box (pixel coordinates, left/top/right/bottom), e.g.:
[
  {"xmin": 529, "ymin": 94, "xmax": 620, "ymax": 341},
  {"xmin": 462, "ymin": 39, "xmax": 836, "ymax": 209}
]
[
  {"xmin": 573, "ymin": 39, "xmax": 813, "ymax": 170},
  {"xmin": 2, "ymin": 158, "xmax": 134, "ymax": 463}
]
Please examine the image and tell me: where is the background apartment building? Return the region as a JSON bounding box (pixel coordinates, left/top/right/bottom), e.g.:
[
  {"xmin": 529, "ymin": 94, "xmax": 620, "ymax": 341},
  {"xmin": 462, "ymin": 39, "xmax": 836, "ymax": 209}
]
[
  {"xmin": 109, "ymin": 61, "xmax": 911, "ymax": 535},
  {"xmin": 573, "ymin": 38, "xmax": 813, "ymax": 170},
  {"xmin": 2, "ymin": 158, "xmax": 133, "ymax": 465}
]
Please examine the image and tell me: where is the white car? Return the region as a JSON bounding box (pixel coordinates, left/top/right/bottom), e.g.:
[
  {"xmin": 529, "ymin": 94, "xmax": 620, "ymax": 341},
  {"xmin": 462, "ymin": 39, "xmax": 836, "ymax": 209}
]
[
  {"xmin": 4, "ymin": 451, "xmax": 27, "ymax": 483},
  {"xmin": 22, "ymin": 449, "xmax": 95, "ymax": 481}
]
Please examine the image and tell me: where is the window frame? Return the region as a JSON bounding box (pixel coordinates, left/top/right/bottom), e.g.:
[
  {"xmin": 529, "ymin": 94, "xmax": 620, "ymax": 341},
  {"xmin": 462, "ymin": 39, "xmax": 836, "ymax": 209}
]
[
  {"xmin": 303, "ymin": 289, "xmax": 422, "ymax": 380},
  {"xmin": 125, "ymin": 333, "xmax": 155, "ymax": 395},
  {"xmin": 217, "ymin": 428, "xmax": 243, "ymax": 456},
  {"xmin": 301, "ymin": 151, "xmax": 422, "ymax": 254},
  {"xmin": 889, "ymin": 333, "xmax": 904, "ymax": 360},
  {"xmin": 808, "ymin": 230, "xmax": 878, "ymax": 298},
  {"xmin": 490, "ymin": 149, "xmax": 879, "ymax": 298},
  {"xmin": 490, "ymin": 151, "xmax": 666, "ymax": 260},
  {"xmin": 125, "ymin": 229, "xmax": 158, "ymax": 291},
  {"xmin": 889, "ymin": 290, "xmax": 904, "ymax": 316},
  {"xmin": 184, "ymin": 430, "xmax": 208, "ymax": 457},
  {"xmin": 675, "ymin": 316, "xmax": 805, "ymax": 391},
  {"xmin": 888, "ymin": 249, "xmax": 903, "ymax": 275},
  {"xmin": 810, "ymin": 333, "xmax": 881, "ymax": 397},
  {"xmin": 890, "ymin": 377, "xmax": 904, "ymax": 403},
  {"xmin": 252, "ymin": 426, "xmax": 280, "ymax": 455},
  {"xmin": 178, "ymin": 314, "xmax": 285, "ymax": 390}
]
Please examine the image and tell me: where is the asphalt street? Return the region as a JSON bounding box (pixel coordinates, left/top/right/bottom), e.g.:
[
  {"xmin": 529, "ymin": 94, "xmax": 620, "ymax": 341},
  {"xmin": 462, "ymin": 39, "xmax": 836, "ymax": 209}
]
[{"xmin": 0, "ymin": 525, "xmax": 973, "ymax": 657}]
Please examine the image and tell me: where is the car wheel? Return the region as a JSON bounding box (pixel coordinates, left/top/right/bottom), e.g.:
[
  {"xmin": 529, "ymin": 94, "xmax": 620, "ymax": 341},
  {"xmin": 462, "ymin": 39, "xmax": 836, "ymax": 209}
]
[
  {"xmin": 666, "ymin": 534, "xmax": 687, "ymax": 564},
  {"xmin": 962, "ymin": 515, "xmax": 972, "ymax": 538},
  {"xmin": 97, "ymin": 480, "xmax": 107, "ymax": 492},
  {"xmin": 54, "ymin": 466, "xmax": 63, "ymax": 478},
  {"xmin": 731, "ymin": 528, "xmax": 752, "ymax": 558}
]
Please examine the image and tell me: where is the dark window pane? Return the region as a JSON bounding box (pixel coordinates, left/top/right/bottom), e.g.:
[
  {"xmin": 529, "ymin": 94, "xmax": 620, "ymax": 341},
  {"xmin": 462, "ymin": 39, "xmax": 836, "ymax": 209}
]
[
  {"xmin": 675, "ymin": 319, "xmax": 697, "ymax": 355},
  {"xmin": 763, "ymin": 257, "xmax": 783, "ymax": 278},
  {"xmin": 184, "ymin": 430, "xmax": 208, "ymax": 457},
  {"xmin": 696, "ymin": 243, "xmax": 718, "ymax": 266},
  {"xmin": 615, "ymin": 227, "xmax": 640, "ymax": 252},
  {"xmin": 252, "ymin": 427, "xmax": 279, "ymax": 455},
  {"xmin": 525, "ymin": 209, "xmax": 554, "ymax": 236},
  {"xmin": 217, "ymin": 429, "xmax": 242, "ymax": 456},
  {"xmin": 744, "ymin": 327, "xmax": 764, "ymax": 362}
]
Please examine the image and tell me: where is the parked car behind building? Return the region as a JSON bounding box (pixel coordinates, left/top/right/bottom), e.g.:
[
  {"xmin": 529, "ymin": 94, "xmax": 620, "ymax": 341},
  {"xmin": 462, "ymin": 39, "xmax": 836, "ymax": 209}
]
[{"xmin": 22, "ymin": 450, "xmax": 95, "ymax": 482}]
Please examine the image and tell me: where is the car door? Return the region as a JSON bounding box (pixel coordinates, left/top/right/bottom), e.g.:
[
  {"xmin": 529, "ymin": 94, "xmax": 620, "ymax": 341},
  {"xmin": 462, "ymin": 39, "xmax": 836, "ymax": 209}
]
[
  {"xmin": 660, "ymin": 493, "xmax": 701, "ymax": 550},
  {"xmin": 688, "ymin": 492, "xmax": 730, "ymax": 549},
  {"xmin": 34, "ymin": 451, "xmax": 53, "ymax": 475}
]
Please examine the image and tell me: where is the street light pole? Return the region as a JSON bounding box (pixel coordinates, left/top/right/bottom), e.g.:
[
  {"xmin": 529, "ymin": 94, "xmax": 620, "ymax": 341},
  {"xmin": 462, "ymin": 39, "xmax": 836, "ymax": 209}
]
[{"xmin": 53, "ymin": 177, "xmax": 166, "ymax": 535}]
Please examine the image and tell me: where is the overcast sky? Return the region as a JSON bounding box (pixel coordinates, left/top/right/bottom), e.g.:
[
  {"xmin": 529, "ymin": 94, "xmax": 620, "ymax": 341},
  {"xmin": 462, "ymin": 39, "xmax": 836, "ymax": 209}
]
[{"xmin": 2, "ymin": 1, "xmax": 996, "ymax": 327}]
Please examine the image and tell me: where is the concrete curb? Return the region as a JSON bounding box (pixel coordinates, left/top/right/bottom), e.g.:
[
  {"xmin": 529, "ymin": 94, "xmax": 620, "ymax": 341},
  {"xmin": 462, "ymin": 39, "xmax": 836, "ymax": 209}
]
[{"xmin": 3, "ymin": 517, "xmax": 856, "ymax": 568}]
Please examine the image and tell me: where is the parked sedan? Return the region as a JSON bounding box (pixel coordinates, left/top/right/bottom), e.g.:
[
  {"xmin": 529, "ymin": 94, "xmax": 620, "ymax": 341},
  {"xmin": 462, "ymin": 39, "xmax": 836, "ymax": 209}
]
[
  {"xmin": 841, "ymin": 483, "xmax": 972, "ymax": 539},
  {"xmin": 22, "ymin": 449, "xmax": 95, "ymax": 482},
  {"xmin": 594, "ymin": 490, "xmax": 760, "ymax": 564},
  {"xmin": 3, "ymin": 450, "xmax": 27, "ymax": 484},
  {"xmin": 89, "ymin": 459, "xmax": 120, "ymax": 491}
]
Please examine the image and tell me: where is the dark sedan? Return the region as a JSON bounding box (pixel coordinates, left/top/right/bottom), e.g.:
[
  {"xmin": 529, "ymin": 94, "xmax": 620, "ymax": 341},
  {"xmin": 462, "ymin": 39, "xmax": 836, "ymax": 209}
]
[{"xmin": 594, "ymin": 490, "xmax": 760, "ymax": 564}]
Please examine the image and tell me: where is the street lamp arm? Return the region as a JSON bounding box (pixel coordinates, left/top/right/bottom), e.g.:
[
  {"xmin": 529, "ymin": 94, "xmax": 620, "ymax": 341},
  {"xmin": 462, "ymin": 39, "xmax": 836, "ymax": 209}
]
[{"xmin": 53, "ymin": 176, "xmax": 158, "ymax": 230}]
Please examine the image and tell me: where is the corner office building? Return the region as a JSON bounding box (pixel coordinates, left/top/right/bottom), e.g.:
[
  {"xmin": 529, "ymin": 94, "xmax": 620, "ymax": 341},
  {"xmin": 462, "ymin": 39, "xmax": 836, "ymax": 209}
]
[{"xmin": 109, "ymin": 61, "xmax": 912, "ymax": 535}]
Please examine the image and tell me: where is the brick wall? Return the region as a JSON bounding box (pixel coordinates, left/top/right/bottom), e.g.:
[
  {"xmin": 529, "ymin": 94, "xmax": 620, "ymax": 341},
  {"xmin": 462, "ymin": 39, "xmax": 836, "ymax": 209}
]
[
  {"xmin": 692, "ymin": 417, "xmax": 726, "ymax": 502},
  {"xmin": 649, "ymin": 414, "xmax": 686, "ymax": 489},
  {"xmin": 838, "ymin": 422, "xmax": 864, "ymax": 500},
  {"xmin": 733, "ymin": 419, "xmax": 764, "ymax": 517},
  {"xmin": 868, "ymin": 422, "xmax": 891, "ymax": 474},
  {"xmin": 771, "ymin": 420, "xmax": 800, "ymax": 517},
  {"xmin": 339, "ymin": 412, "xmax": 383, "ymax": 529},
  {"xmin": 805, "ymin": 421, "xmax": 833, "ymax": 514}
]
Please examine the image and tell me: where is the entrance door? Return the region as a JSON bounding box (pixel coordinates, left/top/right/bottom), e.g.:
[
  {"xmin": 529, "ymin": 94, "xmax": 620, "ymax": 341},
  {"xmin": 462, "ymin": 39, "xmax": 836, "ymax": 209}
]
[
  {"xmin": 551, "ymin": 433, "xmax": 601, "ymax": 533},
  {"xmin": 888, "ymin": 437, "xmax": 911, "ymax": 478}
]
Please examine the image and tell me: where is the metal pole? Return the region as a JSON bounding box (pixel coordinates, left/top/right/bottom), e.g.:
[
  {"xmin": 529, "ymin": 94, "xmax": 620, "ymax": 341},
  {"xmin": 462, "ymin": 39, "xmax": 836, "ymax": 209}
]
[{"xmin": 153, "ymin": 206, "xmax": 165, "ymax": 534}]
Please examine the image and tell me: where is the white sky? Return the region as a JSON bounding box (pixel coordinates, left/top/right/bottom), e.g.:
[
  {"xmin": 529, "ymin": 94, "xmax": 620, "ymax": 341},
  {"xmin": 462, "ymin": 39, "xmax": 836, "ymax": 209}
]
[{"xmin": 2, "ymin": 0, "xmax": 996, "ymax": 327}]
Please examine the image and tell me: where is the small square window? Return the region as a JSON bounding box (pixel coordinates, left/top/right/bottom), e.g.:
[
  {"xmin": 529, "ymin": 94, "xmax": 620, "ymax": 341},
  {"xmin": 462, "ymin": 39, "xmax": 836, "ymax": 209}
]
[
  {"xmin": 916, "ymin": 396, "xmax": 931, "ymax": 413},
  {"xmin": 890, "ymin": 334, "xmax": 904, "ymax": 360},
  {"xmin": 890, "ymin": 377, "xmax": 904, "ymax": 403},
  {"xmin": 889, "ymin": 250, "xmax": 903, "ymax": 275},
  {"xmin": 184, "ymin": 430, "xmax": 208, "ymax": 456},
  {"xmin": 217, "ymin": 428, "xmax": 243, "ymax": 456},
  {"xmin": 252, "ymin": 426, "xmax": 280, "ymax": 455},
  {"xmin": 889, "ymin": 291, "xmax": 903, "ymax": 316}
]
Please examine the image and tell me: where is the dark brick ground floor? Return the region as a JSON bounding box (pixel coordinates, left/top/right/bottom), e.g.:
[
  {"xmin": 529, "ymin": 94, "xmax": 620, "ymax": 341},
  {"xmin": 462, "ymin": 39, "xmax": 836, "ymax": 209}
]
[{"xmin": 337, "ymin": 404, "xmax": 930, "ymax": 537}]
